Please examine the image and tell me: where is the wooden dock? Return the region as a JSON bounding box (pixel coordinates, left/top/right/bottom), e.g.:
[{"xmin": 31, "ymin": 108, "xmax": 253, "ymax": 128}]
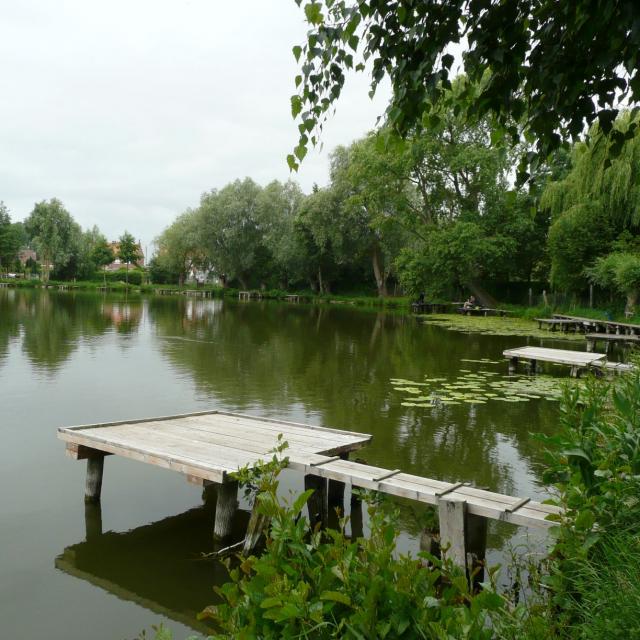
[
  {"xmin": 238, "ymin": 290, "xmax": 262, "ymax": 300},
  {"xmin": 554, "ymin": 313, "xmax": 640, "ymax": 336},
  {"xmin": 585, "ymin": 332, "xmax": 639, "ymax": 352},
  {"xmin": 59, "ymin": 410, "xmax": 561, "ymax": 575},
  {"xmin": 503, "ymin": 345, "xmax": 634, "ymax": 376}
]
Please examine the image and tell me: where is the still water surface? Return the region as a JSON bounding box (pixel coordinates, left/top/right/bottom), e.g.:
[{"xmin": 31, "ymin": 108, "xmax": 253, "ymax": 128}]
[{"xmin": 0, "ymin": 290, "xmax": 572, "ymax": 639}]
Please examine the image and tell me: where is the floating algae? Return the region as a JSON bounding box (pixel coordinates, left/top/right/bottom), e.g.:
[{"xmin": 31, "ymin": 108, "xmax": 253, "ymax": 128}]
[
  {"xmin": 420, "ymin": 313, "xmax": 585, "ymax": 341},
  {"xmin": 390, "ymin": 356, "xmax": 585, "ymax": 410}
]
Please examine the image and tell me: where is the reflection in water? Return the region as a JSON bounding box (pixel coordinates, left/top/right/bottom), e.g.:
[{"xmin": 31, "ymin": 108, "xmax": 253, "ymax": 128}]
[
  {"xmin": 0, "ymin": 289, "xmax": 142, "ymax": 372},
  {"xmin": 147, "ymin": 298, "xmax": 559, "ymax": 499},
  {"xmin": 56, "ymin": 499, "xmax": 235, "ymax": 634}
]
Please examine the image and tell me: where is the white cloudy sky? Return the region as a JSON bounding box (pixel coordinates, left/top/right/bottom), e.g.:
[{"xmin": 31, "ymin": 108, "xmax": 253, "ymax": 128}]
[{"xmin": 0, "ymin": 0, "xmax": 390, "ymax": 253}]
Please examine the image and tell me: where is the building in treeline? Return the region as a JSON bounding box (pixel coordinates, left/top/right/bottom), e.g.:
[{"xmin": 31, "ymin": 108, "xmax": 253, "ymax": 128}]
[{"xmin": 105, "ymin": 240, "xmax": 145, "ymax": 272}]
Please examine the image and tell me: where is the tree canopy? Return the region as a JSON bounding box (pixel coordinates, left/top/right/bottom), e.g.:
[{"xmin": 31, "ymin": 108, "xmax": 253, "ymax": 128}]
[{"xmin": 290, "ymin": 1, "xmax": 640, "ymax": 177}]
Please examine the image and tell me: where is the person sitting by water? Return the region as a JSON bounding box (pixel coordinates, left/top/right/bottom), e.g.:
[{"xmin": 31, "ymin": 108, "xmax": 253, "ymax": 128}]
[{"xmin": 463, "ymin": 295, "xmax": 476, "ymax": 309}]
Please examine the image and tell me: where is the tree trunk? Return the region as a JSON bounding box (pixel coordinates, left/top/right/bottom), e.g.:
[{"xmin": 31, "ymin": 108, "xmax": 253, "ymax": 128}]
[
  {"xmin": 318, "ymin": 267, "xmax": 323, "ymax": 294},
  {"xmin": 178, "ymin": 272, "xmax": 184, "ymax": 287},
  {"xmin": 238, "ymin": 275, "xmax": 248, "ymax": 290},
  {"xmin": 125, "ymin": 262, "xmax": 129, "ymax": 285},
  {"xmin": 371, "ymin": 243, "xmax": 388, "ymax": 297},
  {"xmin": 626, "ymin": 290, "xmax": 638, "ymax": 315}
]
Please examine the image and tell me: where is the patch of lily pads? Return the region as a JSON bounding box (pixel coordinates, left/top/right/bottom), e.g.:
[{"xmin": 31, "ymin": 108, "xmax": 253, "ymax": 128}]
[
  {"xmin": 391, "ymin": 361, "xmax": 581, "ymax": 409},
  {"xmin": 420, "ymin": 313, "xmax": 584, "ymax": 341}
]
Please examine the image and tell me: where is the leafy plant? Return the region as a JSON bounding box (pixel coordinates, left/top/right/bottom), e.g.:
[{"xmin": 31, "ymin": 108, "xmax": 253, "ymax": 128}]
[{"xmin": 197, "ymin": 454, "xmax": 503, "ymax": 638}]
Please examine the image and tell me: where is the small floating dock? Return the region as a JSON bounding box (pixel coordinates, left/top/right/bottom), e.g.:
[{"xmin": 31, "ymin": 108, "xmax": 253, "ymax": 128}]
[
  {"xmin": 502, "ymin": 346, "xmax": 634, "ymax": 376},
  {"xmin": 59, "ymin": 410, "xmax": 561, "ymax": 575}
]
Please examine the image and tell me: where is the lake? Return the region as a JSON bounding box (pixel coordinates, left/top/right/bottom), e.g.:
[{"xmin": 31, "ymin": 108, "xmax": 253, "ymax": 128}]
[{"xmin": 0, "ymin": 289, "xmax": 574, "ymax": 639}]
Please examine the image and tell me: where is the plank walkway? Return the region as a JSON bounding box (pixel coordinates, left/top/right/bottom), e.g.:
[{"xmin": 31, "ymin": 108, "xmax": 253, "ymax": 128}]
[
  {"xmin": 554, "ymin": 313, "xmax": 640, "ymax": 336},
  {"xmin": 59, "ymin": 411, "xmax": 560, "ymax": 532}
]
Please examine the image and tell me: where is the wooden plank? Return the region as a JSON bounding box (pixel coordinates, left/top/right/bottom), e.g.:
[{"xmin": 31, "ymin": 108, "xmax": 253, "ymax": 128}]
[
  {"xmin": 100, "ymin": 419, "xmax": 347, "ymax": 458},
  {"xmin": 503, "ymin": 346, "xmax": 605, "ymax": 366},
  {"xmin": 191, "ymin": 414, "xmax": 367, "ymax": 449}
]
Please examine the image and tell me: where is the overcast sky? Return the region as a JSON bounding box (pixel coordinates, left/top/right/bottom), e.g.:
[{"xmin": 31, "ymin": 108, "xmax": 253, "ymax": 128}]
[{"xmin": 0, "ymin": 0, "xmax": 390, "ymax": 253}]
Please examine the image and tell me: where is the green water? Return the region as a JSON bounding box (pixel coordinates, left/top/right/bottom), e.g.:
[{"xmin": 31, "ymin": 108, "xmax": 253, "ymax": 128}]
[{"xmin": 0, "ymin": 289, "xmax": 581, "ymax": 638}]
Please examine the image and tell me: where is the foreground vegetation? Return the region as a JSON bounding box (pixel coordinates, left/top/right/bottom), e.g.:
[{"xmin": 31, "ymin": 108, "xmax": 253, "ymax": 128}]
[{"xmin": 145, "ymin": 369, "xmax": 640, "ymax": 639}]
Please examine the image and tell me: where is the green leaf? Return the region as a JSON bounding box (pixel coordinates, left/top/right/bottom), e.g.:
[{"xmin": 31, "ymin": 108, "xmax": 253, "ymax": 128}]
[
  {"xmin": 304, "ymin": 2, "xmax": 323, "ymax": 25},
  {"xmin": 292, "ymin": 45, "xmax": 302, "ymax": 62},
  {"xmin": 320, "ymin": 590, "xmax": 352, "ymax": 606},
  {"xmin": 291, "ymin": 95, "xmax": 303, "ymax": 118}
]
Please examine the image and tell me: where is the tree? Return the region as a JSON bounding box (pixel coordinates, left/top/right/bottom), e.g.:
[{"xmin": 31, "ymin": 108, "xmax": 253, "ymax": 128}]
[
  {"xmin": 155, "ymin": 210, "xmax": 204, "ymax": 286},
  {"xmin": 257, "ymin": 180, "xmax": 308, "ymax": 289},
  {"xmin": 328, "ymin": 139, "xmax": 409, "ymax": 296},
  {"xmin": 199, "ymin": 179, "xmax": 263, "ymax": 289},
  {"xmin": 118, "ymin": 231, "xmax": 141, "ymax": 285},
  {"xmin": 588, "ymin": 252, "xmax": 640, "ymax": 313},
  {"xmin": 24, "ymin": 199, "xmax": 80, "ymax": 281},
  {"xmin": 0, "ymin": 202, "xmax": 23, "ymax": 272},
  {"xmin": 542, "ymin": 112, "xmax": 640, "ymax": 292},
  {"xmin": 91, "ymin": 234, "xmax": 115, "ymax": 284},
  {"xmin": 290, "ymin": 1, "xmax": 640, "ymax": 177}
]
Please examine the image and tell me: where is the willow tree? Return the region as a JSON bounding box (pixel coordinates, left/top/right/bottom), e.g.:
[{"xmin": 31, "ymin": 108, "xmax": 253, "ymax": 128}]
[
  {"xmin": 542, "ymin": 112, "xmax": 640, "ymax": 291},
  {"xmin": 155, "ymin": 211, "xmax": 204, "ymax": 286}
]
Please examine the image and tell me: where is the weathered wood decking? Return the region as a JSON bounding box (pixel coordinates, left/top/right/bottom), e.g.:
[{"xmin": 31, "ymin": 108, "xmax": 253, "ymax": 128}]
[
  {"xmin": 503, "ymin": 345, "xmax": 634, "ymax": 376},
  {"xmin": 59, "ymin": 411, "xmax": 371, "ymax": 484},
  {"xmin": 59, "ymin": 411, "xmax": 563, "ymax": 577},
  {"xmin": 503, "ymin": 346, "xmax": 606, "ymax": 376}
]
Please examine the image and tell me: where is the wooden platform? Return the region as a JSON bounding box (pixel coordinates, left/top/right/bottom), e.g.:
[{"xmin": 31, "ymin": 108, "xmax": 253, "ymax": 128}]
[
  {"xmin": 536, "ymin": 318, "xmax": 583, "ymax": 332},
  {"xmin": 59, "ymin": 411, "xmax": 371, "ymax": 484},
  {"xmin": 503, "ymin": 346, "xmax": 605, "ymax": 367},
  {"xmin": 554, "ymin": 314, "xmax": 640, "ymax": 336}
]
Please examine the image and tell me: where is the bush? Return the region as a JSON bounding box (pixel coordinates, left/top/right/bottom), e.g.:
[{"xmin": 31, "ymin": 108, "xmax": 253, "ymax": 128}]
[{"xmin": 102, "ymin": 269, "xmax": 143, "ymax": 285}]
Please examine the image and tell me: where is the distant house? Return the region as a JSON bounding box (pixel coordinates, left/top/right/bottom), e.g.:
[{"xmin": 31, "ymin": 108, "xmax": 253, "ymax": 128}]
[
  {"xmin": 105, "ymin": 240, "xmax": 145, "ymax": 272},
  {"xmin": 18, "ymin": 247, "xmax": 37, "ymax": 265}
]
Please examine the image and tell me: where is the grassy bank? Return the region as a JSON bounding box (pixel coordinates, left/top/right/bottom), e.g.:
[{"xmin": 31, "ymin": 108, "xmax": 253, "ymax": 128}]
[
  {"xmin": 2, "ymin": 278, "xmax": 637, "ymax": 325},
  {"xmin": 0, "ymin": 278, "xmax": 410, "ymax": 308}
]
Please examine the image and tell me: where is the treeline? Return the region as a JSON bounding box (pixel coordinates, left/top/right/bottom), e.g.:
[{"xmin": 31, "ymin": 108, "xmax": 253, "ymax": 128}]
[
  {"xmin": 153, "ymin": 92, "xmax": 640, "ymax": 307},
  {"xmin": 0, "ymin": 198, "xmax": 141, "ymax": 282}
]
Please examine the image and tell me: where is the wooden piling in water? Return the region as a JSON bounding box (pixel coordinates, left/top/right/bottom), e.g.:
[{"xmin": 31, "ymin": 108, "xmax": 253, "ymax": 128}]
[
  {"xmin": 85, "ymin": 456, "xmax": 104, "ymax": 503},
  {"xmin": 214, "ymin": 481, "xmax": 238, "ymax": 543},
  {"xmin": 305, "ymin": 474, "xmax": 328, "ymax": 529}
]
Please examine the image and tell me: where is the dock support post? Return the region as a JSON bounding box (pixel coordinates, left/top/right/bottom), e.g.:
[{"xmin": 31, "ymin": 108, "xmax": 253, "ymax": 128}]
[
  {"xmin": 438, "ymin": 498, "xmax": 467, "ymax": 570},
  {"xmin": 466, "ymin": 513, "xmax": 488, "ymax": 589},
  {"xmin": 214, "ymin": 481, "xmax": 238, "ymax": 543},
  {"xmin": 327, "ymin": 454, "xmax": 348, "ymax": 529},
  {"xmin": 85, "ymin": 456, "xmax": 105, "ymax": 503},
  {"xmin": 305, "ymin": 474, "xmax": 328, "ymax": 530},
  {"xmin": 528, "ymin": 359, "xmax": 537, "ymax": 374},
  {"xmin": 243, "ymin": 498, "xmax": 270, "ymax": 556},
  {"xmin": 508, "ymin": 357, "xmax": 518, "ymax": 374},
  {"xmin": 586, "ymin": 338, "xmax": 594, "ymax": 352},
  {"xmin": 438, "ymin": 498, "xmax": 487, "ymax": 588},
  {"xmin": 349, "ymin": 489, "xmax": 363, "ymax": 539},
  {"xmin": 570, "ymin": 366, "xmax": 580, "ymax": 378}
]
